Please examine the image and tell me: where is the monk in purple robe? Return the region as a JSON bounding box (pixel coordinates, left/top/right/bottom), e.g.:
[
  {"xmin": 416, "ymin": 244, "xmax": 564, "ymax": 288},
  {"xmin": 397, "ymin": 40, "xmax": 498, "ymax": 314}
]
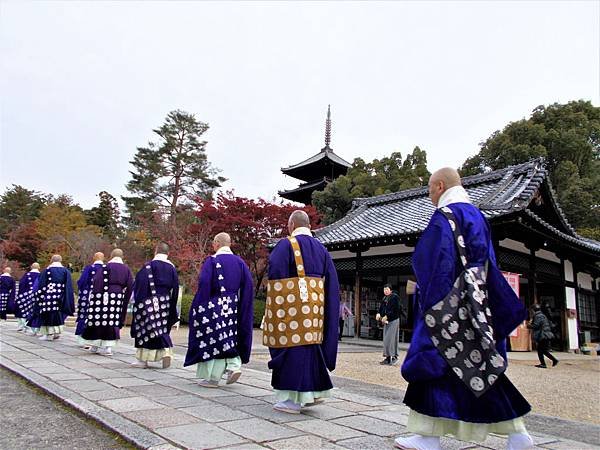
[
  {"xmin": 396, "ymin": 168, "xmax": 532, "ymax": 450},
  {"xmin": 81, "ymin": 249, "xmax": 133, "ymax": 356},
  {"xmin": 15, "ymin": 263, "xmax": 41, "ymax": 332},
  {"xmin": 33, "ymin": 254, "xmax": 75, "ymax": 341},
  {"xmin": 184, "ymin": 232, "xmax": 254, "ymax": 387},
  {"xmin": 266, "ymin": 210, "xmax": 340, "ymax": 414},
  {"xmin": 131, "ymin": 243, "xmax": 179, "ymax": 369},
  {"xmin": 0, "ymin": 267, "xmax": 16, "ymax": 321},
  {"xmin": 75, "ymin": 252, "xmax": 105, "ymax": 344}
]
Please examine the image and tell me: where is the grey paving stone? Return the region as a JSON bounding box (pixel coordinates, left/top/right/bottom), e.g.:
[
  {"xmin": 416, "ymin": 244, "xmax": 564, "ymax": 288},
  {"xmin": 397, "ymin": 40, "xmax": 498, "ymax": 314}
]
[
  {"xmin": 361, "ymin": 409, "xmax": 409, "ymax": 426},
  {"xmin": 99, "ymin": 396, "xmax": 164, "ymax": 412},
  {"xmin": 78, "ymin": 387, "xmax": 138, "ymax": 401},
  {"xmin": 302, "ymin": 404, "xmax": 355, "ymax": 420},
  {"xmin": 156, "ymin": 422, "xmax": 247, "ymax": 449},
  {"xmin": 167, "ymin": 380, "xmax": 236, "ymax": 398},
  {"xmin": 265, "ymin": 435, "xmax": 347, "ymax": 449},
  {"xmin": 43, "ymin": 371, "xmax": 93, "ymax": 381},
  {"xmin": 18, "ymin": 360, "xmax": 63, "ymax": 368},
  {"xmin": 239, "ymin": 403, "xmax": 312, "ymax": 424},
  {"xmin": 167, "ymin": 368, "xmax": 197, "ymax": 379},
  {"xmin": 118, "ymin": 369, "xmax": 180, "ymax": 382},
  {"xmin": 329, "ymin": 400, "xmax": 381, "ymax": 413},
  {"xmin": 123, "ymin": 407, "xmax": 201, "ymax": 429},
  {"xmin": 331, "ymin": 390, "xmax": 391, "ymax": 407},
  {"xmin": 57, "ymin": 379, "xmax": 114, "ymax": 392},
  {"xmin": 332, "ymin": 415, "xmax": 401, "ymax": 437},
  {"xmin": 58, "ymin": 360, "xmax": 99, "ymax": 369},
  {"xmin": 126, "ymin": 384, "xmax": 185, "ymax": 397},
  {"xmin": 215, "ymin": 444, "xmax": 268, "ymax": 450},
  {"xmin": 79, "ymin": 367, "xmax": 125, "ymax": 379},
  {"xmin": 336, "ymin": 435, "xmax": 396, "ymax": 449},
  {"xmin": 435, "ymin": 437, "xmax": 479, "ymax": 450},
  {"xmin": 29, "ymin": 364, "xmax": 82, "ymax": 374},
  {"xmin": 539, "ymin": 440, "xmax": 599, "ymax": 449},
  {"xmin": 221, "ymin": 383, "xmax": 274, "ymax": 397},
  {"xmin": 155, "ymin": 394, "xmax": 217, "ymax": 408},
  {"xmin": 180, "ymin": 404, "xmax": 251, "ymax": 422},
  {"xmin": 288, "ymin": 418, "xmax": 366, "ymax": 441},
  {"xmin": 214, "ymin": 394, "xmax": 267, "ymax": 407},
  {"xmin": 219, "ymin": 417, "xmax": 303, "ymax": 442},
  {"xmin": 105, "ymin": 377, "xmax": 154, "ymax": 388}
]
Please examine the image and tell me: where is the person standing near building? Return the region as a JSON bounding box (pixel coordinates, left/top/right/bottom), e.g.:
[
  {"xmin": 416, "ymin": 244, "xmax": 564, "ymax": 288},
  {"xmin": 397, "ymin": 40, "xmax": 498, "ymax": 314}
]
[
  {"xmin": 264, "ymin": 210, "xmax": 340, "ymax": 414},
  {"xmin": 0, "ymin": 267, "xmax": 16, "ymax": 321},
  {"xmin": 80, "ymin": 249, "xmax": 133, "ymax": 356},
  {"xmin": 131, "ymin": 243, "xmax": 179, "ymax": 369},
  {"xmin": 396, "ymin": 168, "xmax": 533, "ymax": 450},
  {"xmin": 184, "ymin": 232, "xmax": 254, "ymax": 387},
  {"xmin": 530, "ymin": 304, "xmax": 559, "ymax": 368},
  {"xmin": 339, "ymin": 298, "xmax": 352, "ymax": 341},
  {"xmin": 376, "ymin": 283, "xmax": 403, "ymax": 365},
  {"xmin": 15, "ymin": 263, "xmax": 41, "ymax": 332},
  {"xmin": 34, "ymin": 255, "xmax": 75, "ymax": 341}
]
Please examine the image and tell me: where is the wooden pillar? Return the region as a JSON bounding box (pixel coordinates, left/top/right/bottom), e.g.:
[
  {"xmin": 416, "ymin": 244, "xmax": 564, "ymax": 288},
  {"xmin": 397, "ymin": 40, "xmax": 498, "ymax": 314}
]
[
  {"xmin": 528, "ymin": 246, "xmax": 538, "ymax": 306},
  {"xmin": 354, "ymin": 251, "xmax": 362, "ymax": 338}
]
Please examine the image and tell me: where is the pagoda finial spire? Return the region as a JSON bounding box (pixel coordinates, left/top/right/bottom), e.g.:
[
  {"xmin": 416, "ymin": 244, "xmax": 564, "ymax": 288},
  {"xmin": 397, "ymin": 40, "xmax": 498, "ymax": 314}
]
[{"xmin": 324, "ymin": 104, "xmax": 332, "ymax": 149}]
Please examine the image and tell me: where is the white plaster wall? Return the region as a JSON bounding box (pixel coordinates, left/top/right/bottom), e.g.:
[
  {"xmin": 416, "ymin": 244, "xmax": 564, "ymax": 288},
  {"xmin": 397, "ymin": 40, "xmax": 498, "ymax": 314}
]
[
  {"xmin": 577, "ymin": 272, "xmax": 594, "ymax": 290},
  {"xmin": 499, "ymin": 239, "xmax": 529, "ymax": 254},
  {"xmin": 567, "ymin": 318, "xmax": 579, "ymax": 350},
  {"xmin": 564, "ymin": 260, "xmax": 574, "ymax": 283},
  {"xmin": 362, "ymin": 244, "xmax": 414, "ymax": 257},
  {"xmin": 565, "ymin": 287, "xmax": 576, "ymax": 309},
  {"xmin": 535, "ymin": 249, "xmax": 560, "ymax": 263},
  {"xmin": 565, "ymin": 286, "xmax": 579, "ymax": 350},
  {"xmin": 329, "ymin": 250, "xmax": 355, "ymax": 260}
]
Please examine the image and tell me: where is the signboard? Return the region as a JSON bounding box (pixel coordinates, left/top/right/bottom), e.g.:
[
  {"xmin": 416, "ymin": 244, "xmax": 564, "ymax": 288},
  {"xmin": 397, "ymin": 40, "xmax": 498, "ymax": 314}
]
[{"xmin": 502, "ymin": 271, "xmax": 531, "ymax": 351}]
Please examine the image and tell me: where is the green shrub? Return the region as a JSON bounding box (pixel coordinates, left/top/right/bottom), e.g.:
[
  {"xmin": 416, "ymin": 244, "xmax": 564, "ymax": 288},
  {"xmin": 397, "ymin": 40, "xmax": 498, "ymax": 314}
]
[
  {"xmin": 254, "ymin": 298, "xmax": 265, "ymax": 328},
  {"xmin": 180, "ymin": 293, "xmax": 194, "ymax": 324}
]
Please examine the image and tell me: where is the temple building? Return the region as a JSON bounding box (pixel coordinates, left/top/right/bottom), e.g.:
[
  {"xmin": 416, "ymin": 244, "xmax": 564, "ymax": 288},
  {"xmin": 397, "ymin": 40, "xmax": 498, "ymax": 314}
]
[
  {"xmin": 315, "ymin": 159, "xmax": 600, "ymax": 352},
  {"xmin": 279, "ymin": 106, "xmax": 352, "ymax": 204}
]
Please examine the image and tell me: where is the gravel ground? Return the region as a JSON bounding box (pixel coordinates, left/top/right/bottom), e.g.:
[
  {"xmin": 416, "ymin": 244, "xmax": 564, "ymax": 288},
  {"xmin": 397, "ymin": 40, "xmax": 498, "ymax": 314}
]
[
  {"xmin": 253, "ymin": 350, "xmax": 600, "ymax": 425},
  {"xmin": 0, "ymin": 368, "xmax": 135, "ymax": 450}
]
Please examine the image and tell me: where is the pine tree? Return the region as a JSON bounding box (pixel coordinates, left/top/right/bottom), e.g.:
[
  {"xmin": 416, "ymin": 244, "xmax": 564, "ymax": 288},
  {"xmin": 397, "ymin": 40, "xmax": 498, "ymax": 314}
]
[{"xmin": 122, "ymin": 110, "xmax": 225, "ymax": 225}]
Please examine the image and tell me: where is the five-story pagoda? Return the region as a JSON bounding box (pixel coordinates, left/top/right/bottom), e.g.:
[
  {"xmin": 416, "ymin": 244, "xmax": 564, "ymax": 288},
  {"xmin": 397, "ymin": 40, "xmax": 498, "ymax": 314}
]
[{"xmin": 279, "ymin": 106, "xmax": 352, "ymax": 204}]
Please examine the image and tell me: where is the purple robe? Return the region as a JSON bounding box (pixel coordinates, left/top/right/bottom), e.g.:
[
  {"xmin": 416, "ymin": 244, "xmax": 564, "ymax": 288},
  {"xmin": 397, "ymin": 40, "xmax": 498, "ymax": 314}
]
[
  {"xmin": 75, "ymin": 262, "xmax": 104, "ymax": 336},
  {"xmin": 402, "ymin": 202, "xmax": 531, "ymax": 423},
  {"xmin": 184, "ymin": 253, "xmax": 254, "ymax": 367},
  {"xmin": 267, "ymin": 234, "xmax": 340, "ymax": 393},
  {"xmin": 81, "ymin": 262, "xmax": 133, "ymax": 342},
  {"xmin": 32, "ymin": 266, "xmax": 75, "ymax": 327},
  {"xmin": 0, "ymin": 275, "xmax": 16, "ymax": 320},
  {"xmin": 132, "ymin": 260, "xmax": 179, "ymax": 350},
  {"xmin": 15, "ymin": 271, "xmax": 40, "ymax": 321}
]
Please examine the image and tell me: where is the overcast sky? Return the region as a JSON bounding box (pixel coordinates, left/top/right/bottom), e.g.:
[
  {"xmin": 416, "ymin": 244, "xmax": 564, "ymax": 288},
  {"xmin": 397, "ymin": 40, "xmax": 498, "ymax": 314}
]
[{"xmin": 1, "ymin": 1, "xmax": 598, "ymax": 210}]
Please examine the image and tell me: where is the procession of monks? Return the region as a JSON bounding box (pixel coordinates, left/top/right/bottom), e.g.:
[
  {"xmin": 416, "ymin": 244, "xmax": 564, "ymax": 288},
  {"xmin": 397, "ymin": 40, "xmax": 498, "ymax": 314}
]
[{"xmin": 0, "ymin": 169, "xmax": 537, "ymax": 450}]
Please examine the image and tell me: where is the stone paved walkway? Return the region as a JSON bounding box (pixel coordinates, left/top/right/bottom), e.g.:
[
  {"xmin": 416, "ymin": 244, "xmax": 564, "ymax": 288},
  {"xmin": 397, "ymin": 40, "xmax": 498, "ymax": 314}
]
[{"xmin": 0, "ymin": 322, "xmax": 598, "ymax": 450}]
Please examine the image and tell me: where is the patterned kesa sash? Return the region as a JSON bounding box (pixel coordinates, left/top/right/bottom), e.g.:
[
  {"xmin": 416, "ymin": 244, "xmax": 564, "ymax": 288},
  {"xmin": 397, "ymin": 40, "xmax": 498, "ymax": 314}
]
[
  {"xmin": 263, "ymin": 237, "xmax": 325, "ymax": 348},
  {"xmin": 424, "ymin": 207, "xmax": 506, "ymax": 397},
  {"xmin": 132, "ymin": 264, "xmax": 170, "ymax": 346},
  {"xmin": 85, "ymin": 265, "xmax": 124, "ymax": 327},
  {"xmin": 77, "ymin": 266, "xmax": 100, "ymax": 324},
  {"xmin": 16, "ymin": 274, "xmax": 36, "ymax": 320},
  {"xmin": 39, "ymin": 270, "xmax": 65, "ymax": 313},
  {"xmin": 189, "ymin": 257, "xmax": 239, "ymax": 362},
  {"xmin": 0, "ymin": 291, "xmax": 10, "ymax": 314}
]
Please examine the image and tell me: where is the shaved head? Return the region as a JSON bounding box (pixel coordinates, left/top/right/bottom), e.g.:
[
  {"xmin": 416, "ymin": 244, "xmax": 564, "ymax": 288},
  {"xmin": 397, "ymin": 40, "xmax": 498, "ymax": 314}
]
[
  {"xmin": 93, "ymin": 252, "xmax": 105, "ymax": 261},
  {"xmin": 428, "ymin": 167, "xmax": 462, "ymax": 207},
  {"xmin": 213, "ymin": 232, "xmax": 231, "ymax": 251},
  {"xmin": 110, "ymin": 248, "xmax": 123, "ymax": 259},
  {"xmin": 3, "ymin": 267, "xmax": 11, "ymax": 274},
  {"xmin": 31, "ymin": 263, "xmax": 40, "ymax": 270},
  {"xmin": 155, "ymin": 242, "xmax": 169, "ymax": 255},
  {"xmin": 51, "ymin": 254, "xmax": 62, "ymax": 263},
  {"xmin": 288, "ymin": 210, "xmax": 310, "ymax": 234}
]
